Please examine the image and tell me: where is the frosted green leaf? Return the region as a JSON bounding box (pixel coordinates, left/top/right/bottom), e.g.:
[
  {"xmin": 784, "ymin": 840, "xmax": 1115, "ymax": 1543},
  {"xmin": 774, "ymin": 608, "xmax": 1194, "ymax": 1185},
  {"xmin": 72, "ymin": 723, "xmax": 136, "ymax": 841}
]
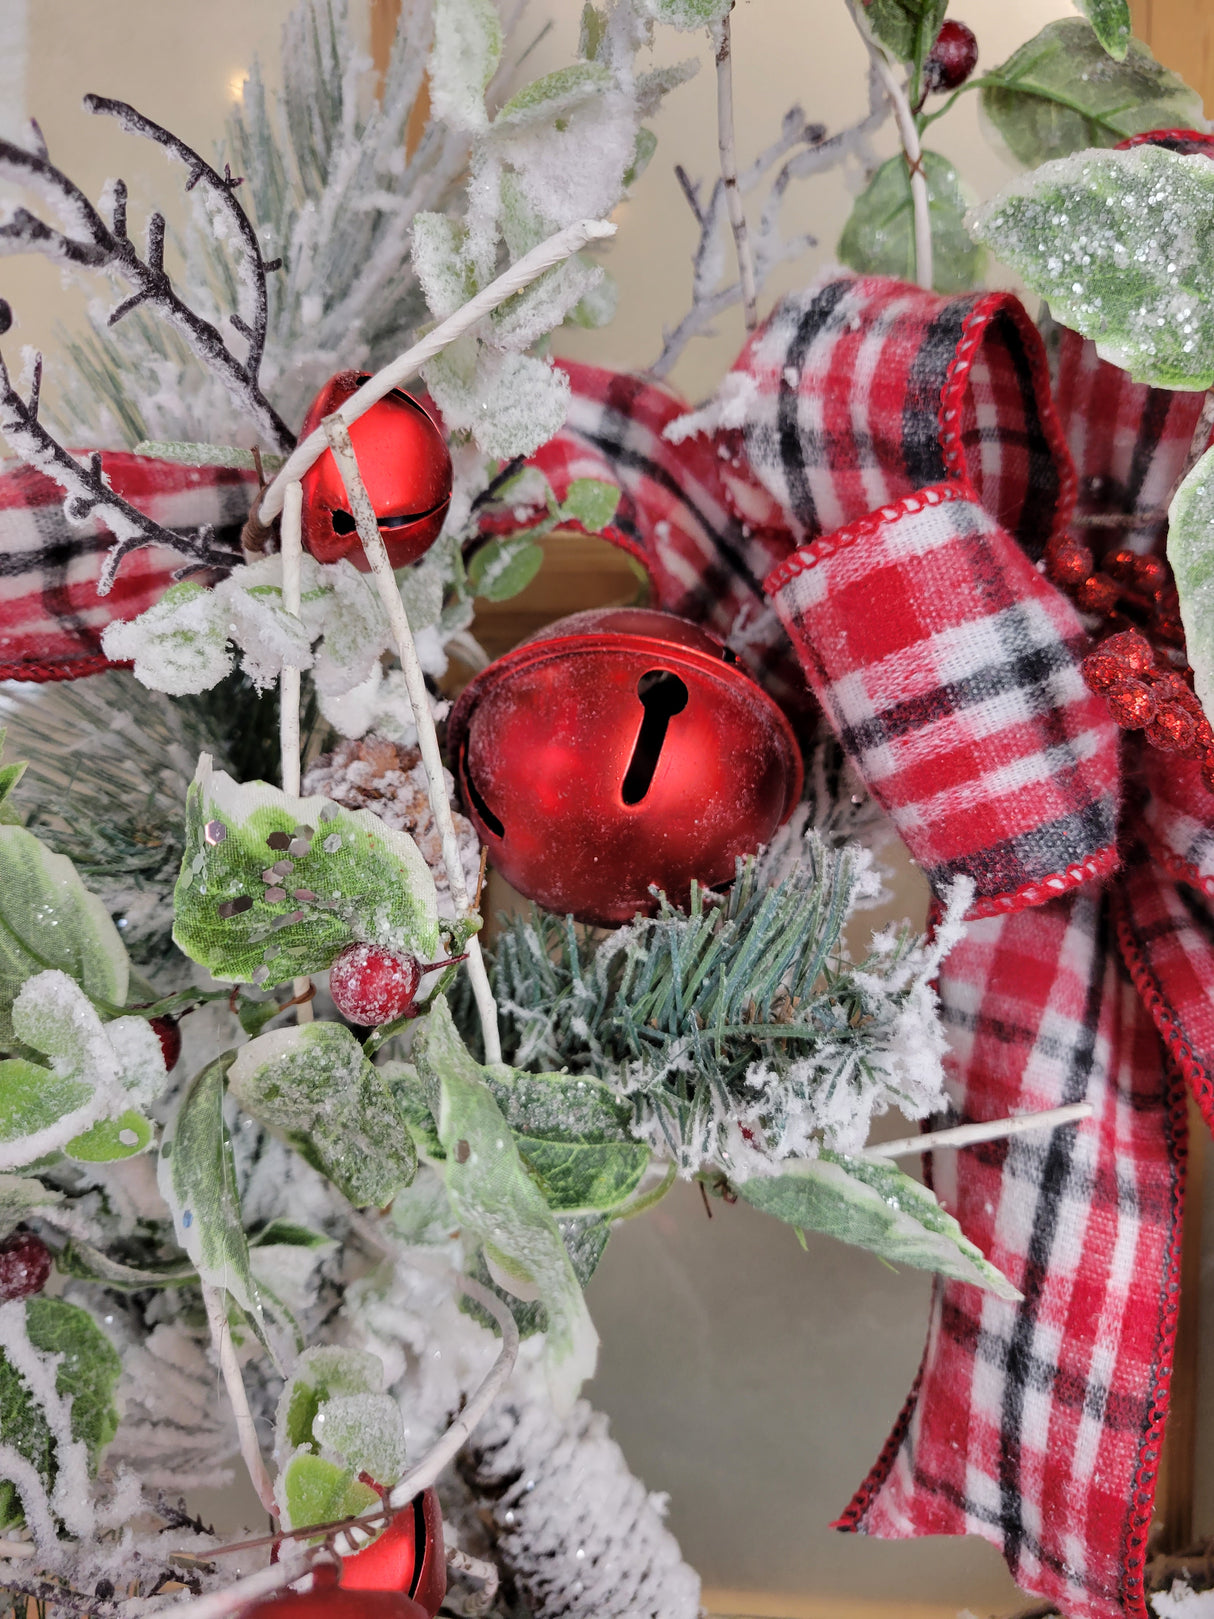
[
  {"xmin": 133, "ymin": 441, "xmax": 287, "ymax": 473},
  {"xmin": 0, "ymin": 1298, "xmax": 121, "ymax": 1531},
  {"xmin": 251, "ymin": 1219, "xmax": 335, "ymax": 1251},
  {"xmin": 172, "ymin": 755, "xmax": 439, "ymax": 989},
  {"xmin": 313, "ymin": 1393, "xmax": 406, "ymax": 1488},
  {"xmin": 429, "ymin": 0, "xmax": 502, "ymax": 133},
  {"xmin": 65, "ymin": 1109, "xmax": 153, "ymax": 1163},
  {"xmin": 970, "ymin": 144, "xmax": 1214, "ymax": 389},
  {"xmin": 736, "ymin": 1151, "xmax": 1020, "ymax": 1298},
  {"xmin": 227, "ymin": 1022, "xmax": 417, "ymax": 1208},
  {"xmin": 424, "ymin": 348, "xmax": 572, "ymax": 462},
  {"xmin": 634, "ymin": 0, "xmax": 733, "ymax": 28},
  {"xmin": 634, "ymin": 62, "xmax": 698, "ymax": 120},
  {"xmin": 980, "ymin": 20, "xmax": 1203, "ymax": 168},
  {"xmin": 838, "ymin": 150, "xmax": 984, "ymax": 295},
  {"xmin": 157, "ymin": 1052, "xmax": 266, "ymax": 1328},
  {"xmin": 1076, "ymin": 0, "xmax": 1131, "ymax": 59},
  {"xmin": 1168, "ymin": 446, "xmax": 1214, "ymax": 726},
  {"xmin": 276, "ymin": 1344, "xmax": 384, "ymax": 1458},
  {"xmin": 422, "ymin": 997, "xmax": 597, "ymax": 1412},
  {"xmin": 0, "ymin": 1175, "xmax": 62, "ymax": 1241},
  {"xmin": 410, "ymin": 213, "xmax": 473, "ymax": 322},
  {"xmin": 100, "ymin": 582, "xmax": 233, "ymax": 697},
  {"xmin": 0, "ymin": 1059, "xmax": 90, "ymax": 1163},
  {"xmin": 56, "ymin": 1242, "xmax": 195, "ymax": 1290},
  {"xmin": 853, "ymin": 0, "xmax": 946, "ymax": 64},
  {"xmin": 559, "ymin": 478, "xmax": 621, "ymax": 534},
  {"xmin": 494, "ymin": 63, "xmax": 613, "ymax": 130},
  {"xmin": 490, "ymin": 258, "xmax": 604, "ymax": 353},
  {"xmin": 279, "ymin": 1452, "xmax": 379, "ymax": 1533},
  {"xmin": 0, "ymin": 826, "xmax": 129, "ymax": 1042},
  {"xmin": 483, "ymin": 1069, "xmax": 648, "ymax": 1213},
  {"xmin": 467, "ymin": 534, "xmax": 546, "ymax": 602}
]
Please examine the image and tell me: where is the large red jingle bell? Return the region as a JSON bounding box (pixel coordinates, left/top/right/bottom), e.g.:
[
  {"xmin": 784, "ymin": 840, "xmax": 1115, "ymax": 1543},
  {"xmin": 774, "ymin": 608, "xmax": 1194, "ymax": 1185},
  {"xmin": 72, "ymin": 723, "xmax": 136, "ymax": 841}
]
[
  {"xmin": 246, "ymin": 1564, "xmax": 427, "ymax": 1619},
  {"xmin": 448, "ymin": 607, "xmax": 803, "ymax": 926},
  {"xmin": 338, "ymin": 1488, "xmax": 446, "ymax": 1617},
  {"xmin": 298, "ymin": 371, "xmax": 451, "ymax": 571}
]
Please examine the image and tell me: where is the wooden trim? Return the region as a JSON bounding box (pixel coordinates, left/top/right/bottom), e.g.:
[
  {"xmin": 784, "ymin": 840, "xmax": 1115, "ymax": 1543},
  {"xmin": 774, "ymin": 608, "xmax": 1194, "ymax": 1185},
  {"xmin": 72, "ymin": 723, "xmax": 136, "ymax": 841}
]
[
  {"xmin": 1130, "ymin": 0, "xmax": 1214, "ymax": 115},
  {"xmin": 703, "ymin": 1592, "xmax": 970, "ymax": 1619}
]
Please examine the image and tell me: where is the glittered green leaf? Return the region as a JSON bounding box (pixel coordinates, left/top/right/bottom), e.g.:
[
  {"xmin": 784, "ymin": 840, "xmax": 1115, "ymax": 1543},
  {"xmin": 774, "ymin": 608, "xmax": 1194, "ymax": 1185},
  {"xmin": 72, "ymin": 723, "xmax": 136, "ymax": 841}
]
[
  {"xmin": 484, "ymin": 1070, "xmax": 647, "ymax": 1212},
  {"xmin": 228, "ymin": 1022, "xmax": 416, "ymax": 1209},
  {"xmin": 279, "ymin": 1453, "xmax": 379, "ymax": 1533},
  {"xmin": 1168, "ymin": 446, "xmax": 1214, "ymax": 728},
  {"xmin": 172, "ymin": 755, "xmax": 440, "ymax": 990},
  {"xmin": 430, "ymin": 0, "xmax": 502, "ymax": 133},
  {"xmin": 0, "ymin": 826, "xmax": 129, "ymax": 1042},
  {"xmin": 736, "ymin": 1151, "xmax": 1020, "ymax": 1297},
  {"xmin": 418, "ymin": 997, "xmax": 597, "ymax": 1411},
  {"xmin": 65, "ymin": 1109, "xmax": 153, "ymax": 1163},
  {"xmin": 157, "ymin": 1052, "xmax": 266, "ymax": 1328},
  {"xmin": 979, "ymin": 20, "xmax": 1202, "ymax": 168},
  {"xmin": 971, "ymin": 144, "xmax": 1214, "ymax": 389},
  {"xmin": 559, "ymin": 478, "xmax": 621, "ymax": 535},
  {"xmin": 1076, "ymin": 0, "xmax": 1131, "ymax": 59},
  {"xmin": 467, "ymin": 534, "xmax": 546, "ymax": 602},
  {"xmin": 276, "ymin": 1345, "xmax": 385, "ymax": 1456},
  {"xmin": 839, "ymin": 150, "xmax": 984, "ymax": 295},
  {"xmin": 0, "ymin": 1298, "xmax": 121, "ymax": 1531}
]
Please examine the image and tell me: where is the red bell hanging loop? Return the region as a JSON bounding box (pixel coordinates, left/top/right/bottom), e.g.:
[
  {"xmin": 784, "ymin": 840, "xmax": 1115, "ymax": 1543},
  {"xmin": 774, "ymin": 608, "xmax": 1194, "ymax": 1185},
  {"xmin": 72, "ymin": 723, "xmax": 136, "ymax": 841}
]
[
  {"xmin": 448, "ymin": 607, "xmax": 804, "ymax": 925},
  {"xmin": 298, "ymin": 371, "xmax": 452, "ymax": 571}
]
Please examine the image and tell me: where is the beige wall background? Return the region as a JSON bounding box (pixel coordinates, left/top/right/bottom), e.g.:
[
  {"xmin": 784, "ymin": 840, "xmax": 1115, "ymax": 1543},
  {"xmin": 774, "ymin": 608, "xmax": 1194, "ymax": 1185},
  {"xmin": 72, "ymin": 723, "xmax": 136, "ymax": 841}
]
[{"xmin": 4, "ymin": 2, "xmax": 1213, "ymax": 1615}]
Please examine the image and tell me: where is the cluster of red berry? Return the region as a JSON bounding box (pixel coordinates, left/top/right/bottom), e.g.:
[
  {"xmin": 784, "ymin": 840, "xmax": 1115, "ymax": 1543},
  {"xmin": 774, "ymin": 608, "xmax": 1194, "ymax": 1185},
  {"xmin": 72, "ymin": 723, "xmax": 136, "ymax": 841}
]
[{"xmin": 1044, "ymin": 528, "xmax": 1214, "ymax": 788}]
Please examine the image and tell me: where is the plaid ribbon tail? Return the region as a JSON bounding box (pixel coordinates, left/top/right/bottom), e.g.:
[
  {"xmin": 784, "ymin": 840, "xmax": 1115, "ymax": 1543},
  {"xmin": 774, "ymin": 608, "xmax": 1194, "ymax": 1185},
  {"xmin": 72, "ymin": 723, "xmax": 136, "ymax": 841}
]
[{"xmin": 837, "ymin": 891, "xmax": 1185, "ymax": 1619}]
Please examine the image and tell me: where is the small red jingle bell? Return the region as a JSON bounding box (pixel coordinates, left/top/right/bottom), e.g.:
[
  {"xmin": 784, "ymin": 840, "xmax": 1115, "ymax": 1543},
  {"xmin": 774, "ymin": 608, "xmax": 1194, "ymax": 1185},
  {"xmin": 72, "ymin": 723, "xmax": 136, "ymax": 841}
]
[
  {"xmin": 247, "ymin": 1565, "xmax": 426, "ymax": 1619},
  {"xmin": 298, "ymin": 372, "xmax": 451, "ymax": 571},
  {"xmin": 338, "ymin": 1489, "xmax": 446, "ymax": 1617},
  {"xmin": 448, "ymin": 608, "xmax": 803, "ymax": 925}
]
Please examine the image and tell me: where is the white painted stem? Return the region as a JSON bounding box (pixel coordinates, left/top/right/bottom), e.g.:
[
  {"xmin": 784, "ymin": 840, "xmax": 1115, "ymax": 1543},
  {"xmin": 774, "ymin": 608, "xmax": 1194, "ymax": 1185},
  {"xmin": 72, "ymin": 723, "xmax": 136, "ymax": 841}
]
[
  {"xmin": 164, "ymin": 1548, "xmax": 313, "ymax": 1619},
  {"xmin": 713, "ymin": 10, "xmax": 758, "ymax": 332},
  {"xmin": 278, "ymin": 480, "xmax": 315, "ymax": 1024},
  {"xmin": 202, "ymin": 1285, "xmax": 278, "ymax": 1518},
  {"xmin": 0, "ymin": 1540, "xmax": 34, "ymax": 1561},
  {"xmin": 321, "ymin": 417, "xmax": 502, "ymax": 1063},
  {"xmin": 258, "ymin": 218, "xmax": 615, "ymax": 526},
  {"xmin": 862, "ymin": 1102, "xmax": 1094, "ymax": 1162},
  {"xmin": 872, "ymin": 52, "xmax": 932, "ymax": 291}
]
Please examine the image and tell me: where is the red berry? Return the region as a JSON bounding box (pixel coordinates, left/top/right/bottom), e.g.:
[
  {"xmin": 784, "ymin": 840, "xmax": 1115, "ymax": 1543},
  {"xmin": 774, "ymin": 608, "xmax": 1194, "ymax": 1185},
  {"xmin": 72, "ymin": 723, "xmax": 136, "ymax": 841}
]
[
  {"xmin": 0, "ymin": 1230, "xmax": 52, "ymax": 1302},
  {"xmin": 1101, "ymin": 629, "xmax": 1155, "ymax": 675},
  {"xmin": 1105, "ymin": 550, "xmax": 1138, "ymax": 582},
  {"xmin": 1156, "ymin": 613, "xmax": 1187, "ymax": 646},
  {"xmin": 1047, "ymin": 540, "xmax": 1093, "ymax": 586},
  {"xmin": 923, "ymin": 20, "xmax": 978, "ymax": 92},
  {"xmin": 1076, "ymin": 572, "xmax": 1120, "ymax": 614},
  {"xmin": 1082, "ymin": 651, "xmax": 1127, "ymax": 692},
  {"xmin": 1146, "ymin": 702, "xmax": 1197, "ymax": 752},
  {"xmin": 329, "ymin": 944, "xmax": 423, "ymax": 1028},
  {"xmin": 150, "ymin": 1016, "xmax": 182, "ymax": 1072},
  {"xmin": 1202, "ymin": 750, "xmax": 1214, "ymax": 794},
  {"xmin": 1132, "ymin": 554, "xmax": 1169, "ymax": 593},
  {"xmin": 1106, "ymin": 677, "xmax": 1158, "ymax": 729}
]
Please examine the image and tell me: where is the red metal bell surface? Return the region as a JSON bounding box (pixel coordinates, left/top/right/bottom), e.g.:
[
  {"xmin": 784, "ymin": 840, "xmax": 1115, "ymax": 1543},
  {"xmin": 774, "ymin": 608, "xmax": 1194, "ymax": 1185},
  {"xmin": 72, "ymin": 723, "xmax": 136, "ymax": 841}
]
[
  {"xmin": 338, "ymin": 1489, "xmax": 446, "ymax": 1617},
  {"xmin": 448, "ymin": 608, "xmax": 803, "ymax": 926},
  {"xmin": 298, "ymin": 371, "xmax": 451, "ymax": 571},
  {"xmin": 248, "ymin": 1566, "xmax": 427, "ymax": 1619}
]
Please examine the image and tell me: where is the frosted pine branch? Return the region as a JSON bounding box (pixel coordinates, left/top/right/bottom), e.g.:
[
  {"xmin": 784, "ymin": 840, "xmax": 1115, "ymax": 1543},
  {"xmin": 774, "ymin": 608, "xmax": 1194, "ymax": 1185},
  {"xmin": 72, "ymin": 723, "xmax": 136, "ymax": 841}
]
[
  {"xmin": 0, "ymin": 111, "xmax": 292, "ymax": 450},
  {"xmin": 0, "ymin": 306, "xmax": 242, "ymax": 593}
]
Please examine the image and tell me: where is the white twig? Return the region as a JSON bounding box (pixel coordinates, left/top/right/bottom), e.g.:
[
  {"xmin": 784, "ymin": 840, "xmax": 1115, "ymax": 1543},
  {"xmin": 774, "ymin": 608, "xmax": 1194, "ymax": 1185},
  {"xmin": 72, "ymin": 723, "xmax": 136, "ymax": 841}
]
[
  {"xmin": 278, "ymin": 481, "xmax": 314, "ymax": 1024},
  {"xmin": 202, "ymin": 1284, "xmax": 278, "ymax": 1517},
  {"xmin": 446, "ymin": 1546, "xmax": 500, "ymax": 1615},
  {"xmin": 0, "ymin": 1540, "xmax": 34, "ymax": 1561},
  {"xmin": 713, "ymin": 10, "xmax": 757, "ymax": 332},
  {"xmin": 862, "ymin": 1102, "xmax": 1094, "ymax": 1162},
  {"xmin": 321, "ymin": 418, "xmax": 502, "ymax": 1063},
  {"xmin": 870, "ymin": 50, "xmax": 932, "ymax": 290},
  {"xmin": 159, "ymin": 1547, "xmax": 314, "ymax": 1619},
  {"xmin": 258, "ymin": 218, "xmax": 615, "ymax": 525}
]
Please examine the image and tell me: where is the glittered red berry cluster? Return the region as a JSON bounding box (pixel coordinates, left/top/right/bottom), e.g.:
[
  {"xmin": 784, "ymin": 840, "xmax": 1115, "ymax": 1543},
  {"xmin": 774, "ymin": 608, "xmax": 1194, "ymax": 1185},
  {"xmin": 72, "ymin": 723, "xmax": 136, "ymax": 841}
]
[{"xmin": 1043, "ymin": 531, "xmax": 1214, "ymax": 790}]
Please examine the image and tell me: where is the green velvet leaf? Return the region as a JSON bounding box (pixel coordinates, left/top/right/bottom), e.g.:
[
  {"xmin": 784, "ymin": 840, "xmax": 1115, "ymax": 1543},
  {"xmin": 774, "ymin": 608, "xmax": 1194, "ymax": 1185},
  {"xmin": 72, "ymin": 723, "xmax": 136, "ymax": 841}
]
[
  {"xmin": 736, "ymin": 1151, "xmax": 1020, "ymax": 1298},
  {"xmin": 838, "ymin": 150, "xmax": 984, "ymax": 295},
  {"xmin": 0, "ymin": 1298, "xmax": 121, "ymax": 1531},
  {"xmin": 0, "ymin": 826, "xmax": 129, "ymax": 1041},
  {"xmin": 157, "ymin": 1052, "xmax": 265, "ymax": 1328},
  {"xmin": 279, "ymin": 1452, "xmax": 379, "ymax": 1533},
  {"xmin": 0, "ymin": 1059, "xmax": 90, "ymax": 1159},
  {"xmin": 227, "ymin": 1022, "xmax": 417, "ymax": 1209},
  {"xmin": 467, "ymin": 533, "xmax": 546, "ymax": 601},
  {"xmin": 64, "ymin": 1109, "xmax": 153, "ymax": 1163},
  {"xmin": 559, "ymin": 478, "xmax": 621, "ymax": 534},
  {"xmin": 251, "ymin": 1219, "xmax": 336, "ymax": 1251},
  {"xmin": 971, "ymin": 143, "xmax": 1214, "ymax": 389},
  {"xmin": 1075, "ymin": 0, "xmax": 1131, "ymax": 59},
  {"xmin": 495, "ymin": 62, "xmax": 612, "ymax": 129},
  {"xmin": 0, "ymin": 762, "xmax": 25, "ymax": 812},
  {"xmin": 979, "ymin": 19, "xmax": 1202, "ymax": 168},
  {"xmin": 172, "ymin": 754, "xmax": 440, "ymax": 989}
]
